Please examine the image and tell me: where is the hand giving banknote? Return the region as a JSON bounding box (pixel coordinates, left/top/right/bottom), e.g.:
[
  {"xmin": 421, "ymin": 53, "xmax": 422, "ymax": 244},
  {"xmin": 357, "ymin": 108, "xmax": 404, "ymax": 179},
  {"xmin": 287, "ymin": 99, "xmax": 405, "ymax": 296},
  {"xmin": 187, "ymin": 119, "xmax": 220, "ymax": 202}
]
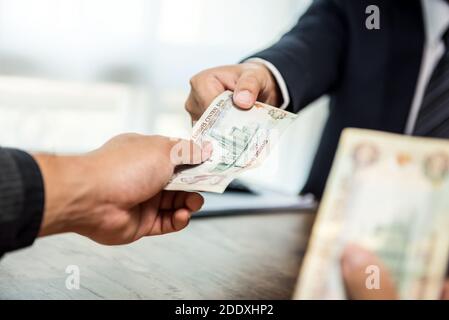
[
  {"xmin": 165, "ymin": 91, "xmax": 297, "ymax": 193},
  {"xmin": 294, "ymin": 128, "xmax": 449, "ymax": 299}
]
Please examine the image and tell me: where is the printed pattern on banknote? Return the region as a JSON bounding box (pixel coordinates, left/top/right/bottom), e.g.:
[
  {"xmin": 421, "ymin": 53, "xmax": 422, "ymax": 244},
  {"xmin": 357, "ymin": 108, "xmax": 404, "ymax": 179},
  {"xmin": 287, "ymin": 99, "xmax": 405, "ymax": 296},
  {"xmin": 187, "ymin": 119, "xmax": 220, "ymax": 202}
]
[
  {"xmin": 165, "ymin": 91, "xmax": 297, "ymax": 193},
  {"xmin": 295, "ymin": 128, "xmax": 449, "ymax": 299}
]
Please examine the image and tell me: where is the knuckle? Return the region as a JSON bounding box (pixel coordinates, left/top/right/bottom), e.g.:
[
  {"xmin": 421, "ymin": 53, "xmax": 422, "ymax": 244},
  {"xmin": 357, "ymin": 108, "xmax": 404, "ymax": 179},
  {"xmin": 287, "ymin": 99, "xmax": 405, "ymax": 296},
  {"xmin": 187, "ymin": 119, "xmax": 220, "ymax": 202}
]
[
  {"xmin": 189, "ymin": 75, "xmax": 198, "ymax": 87},
  {"xmin": 239, "ymin": 74, "xmax": 260, "ymax": 90},
  {"xmin": 242, "ymin": 73, "xmax": 259, "ymax": 83},
  {"xmin": 117, "ymin": 132, "xmax": 138, "ymax": 141},
  {"xmin": 189, "ymin": 70, "xmax": 208, "ymax": 88},
  {"xmin": 184, "ymin": 100, "xmax": 192, "ymax": 112},
  {"xmin": 245, "ymin": 62, "xmax": 269, "ymax": 78},
  {"xmin": 184, "ymin": 99, "xmax": 197, "ymax": 114}
]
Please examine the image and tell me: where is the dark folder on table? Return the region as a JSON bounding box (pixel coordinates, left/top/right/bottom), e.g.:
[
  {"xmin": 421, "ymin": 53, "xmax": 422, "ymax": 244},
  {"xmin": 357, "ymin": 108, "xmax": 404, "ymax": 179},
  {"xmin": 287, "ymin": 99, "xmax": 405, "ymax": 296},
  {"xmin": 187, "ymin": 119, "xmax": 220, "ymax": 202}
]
[{"xmin": 196, "ymin": 180, "xmax": 316, "ymax": 218}]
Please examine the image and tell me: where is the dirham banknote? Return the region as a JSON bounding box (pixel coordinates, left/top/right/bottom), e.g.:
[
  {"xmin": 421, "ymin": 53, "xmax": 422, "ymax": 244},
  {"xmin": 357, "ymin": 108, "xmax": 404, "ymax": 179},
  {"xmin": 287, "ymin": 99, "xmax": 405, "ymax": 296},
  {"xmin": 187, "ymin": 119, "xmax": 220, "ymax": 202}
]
[
  {"xmin": 165, "ymin": 91, "xmax": 297, "ymax": 193},
  {"xmin": 294, "ymin": 128, "xmax": 449, "ymax": 299}
]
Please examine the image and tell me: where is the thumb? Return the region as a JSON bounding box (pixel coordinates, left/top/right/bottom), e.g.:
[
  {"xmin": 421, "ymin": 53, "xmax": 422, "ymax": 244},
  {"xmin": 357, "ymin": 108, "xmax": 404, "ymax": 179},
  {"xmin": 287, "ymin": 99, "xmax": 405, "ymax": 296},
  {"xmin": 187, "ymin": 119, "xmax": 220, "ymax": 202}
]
[
  {"xmin": 341, "ymin": 244, "xmax": 398, "ymax": 300},
  {"xmin": 169, "ymin": 139, "xmax": 213, "ymax": 166},
  {"xmin": 233, "ymin": 71, "xmax": 262, "ymax": 109},
  {"xmin": 440, "ymin": 280, "xmax": 449, "ymax": 300}
]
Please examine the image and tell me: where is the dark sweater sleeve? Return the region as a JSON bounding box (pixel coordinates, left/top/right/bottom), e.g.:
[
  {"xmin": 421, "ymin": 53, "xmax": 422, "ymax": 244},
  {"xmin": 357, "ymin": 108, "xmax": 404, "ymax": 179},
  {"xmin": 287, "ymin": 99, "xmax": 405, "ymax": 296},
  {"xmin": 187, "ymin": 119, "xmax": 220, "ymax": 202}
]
[
  {"xmin": 248, "ymin": 0, "xmax": 347, "ymax": 113},
  {"xmin": 0, "ymin": 148, "xmax": 45, "ymax": 257}
]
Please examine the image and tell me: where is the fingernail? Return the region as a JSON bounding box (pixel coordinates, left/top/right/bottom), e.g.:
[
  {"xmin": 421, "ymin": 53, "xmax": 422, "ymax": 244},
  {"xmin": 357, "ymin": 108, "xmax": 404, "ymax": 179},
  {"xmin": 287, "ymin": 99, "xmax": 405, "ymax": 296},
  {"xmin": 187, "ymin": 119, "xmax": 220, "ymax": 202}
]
[{"xmin": 234, "ymin": 90, "xmax": 253, "ymax": 107}]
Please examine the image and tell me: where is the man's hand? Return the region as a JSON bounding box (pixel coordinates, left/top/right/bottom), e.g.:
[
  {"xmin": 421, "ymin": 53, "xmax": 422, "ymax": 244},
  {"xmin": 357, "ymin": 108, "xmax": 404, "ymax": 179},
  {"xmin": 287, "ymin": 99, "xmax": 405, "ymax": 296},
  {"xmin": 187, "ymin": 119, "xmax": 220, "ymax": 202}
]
[
  {"xmin": 34, "ymin": 134, "xmax": 212, "ymax": 245},
  {"xmin": 341, "ymin": 244, "xmax": 449, "ymax": 300},
  {"xmin": 185, "ymin": 62, "xmax": 282, "ymax": 121}
]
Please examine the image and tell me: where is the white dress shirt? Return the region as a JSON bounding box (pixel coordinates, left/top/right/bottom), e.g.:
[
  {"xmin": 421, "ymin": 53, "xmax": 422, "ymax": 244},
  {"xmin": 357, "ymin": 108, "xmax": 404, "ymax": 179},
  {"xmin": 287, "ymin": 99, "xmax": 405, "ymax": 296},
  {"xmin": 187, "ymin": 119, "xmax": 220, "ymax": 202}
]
[
  {"xmin": 405, "ymin": 0, "xmax": 449, "ymax": 134},
  {"xmin": 249, "ymin": 0, "xmax": 449, "ymax": 134}
]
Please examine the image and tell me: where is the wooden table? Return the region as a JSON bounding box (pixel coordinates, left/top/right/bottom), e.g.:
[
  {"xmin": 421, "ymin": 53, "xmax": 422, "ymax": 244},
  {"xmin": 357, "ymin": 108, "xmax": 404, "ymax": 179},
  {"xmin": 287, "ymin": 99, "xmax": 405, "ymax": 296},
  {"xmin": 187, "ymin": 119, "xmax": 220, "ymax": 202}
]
[{"xmin": 0, "ymin": 211, "xmax": 315, "ymax": 299}]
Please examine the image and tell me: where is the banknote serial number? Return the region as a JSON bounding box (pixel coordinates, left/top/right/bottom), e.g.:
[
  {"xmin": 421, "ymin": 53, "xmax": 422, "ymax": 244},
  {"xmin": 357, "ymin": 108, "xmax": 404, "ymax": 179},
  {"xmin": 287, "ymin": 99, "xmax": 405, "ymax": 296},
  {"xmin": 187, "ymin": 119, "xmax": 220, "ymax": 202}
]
[{"xmin": 175, "ymin": 304, "xmax": 274, "ymax": 317}]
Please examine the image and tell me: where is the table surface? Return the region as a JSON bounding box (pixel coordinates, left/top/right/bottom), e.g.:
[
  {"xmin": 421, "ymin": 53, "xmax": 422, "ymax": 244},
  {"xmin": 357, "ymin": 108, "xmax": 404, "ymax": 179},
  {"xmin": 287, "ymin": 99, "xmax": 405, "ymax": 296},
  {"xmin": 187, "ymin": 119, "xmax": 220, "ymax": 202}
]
[{"xmin": 0, "ymin": 211, "xmax": 315, "ymax": 299}]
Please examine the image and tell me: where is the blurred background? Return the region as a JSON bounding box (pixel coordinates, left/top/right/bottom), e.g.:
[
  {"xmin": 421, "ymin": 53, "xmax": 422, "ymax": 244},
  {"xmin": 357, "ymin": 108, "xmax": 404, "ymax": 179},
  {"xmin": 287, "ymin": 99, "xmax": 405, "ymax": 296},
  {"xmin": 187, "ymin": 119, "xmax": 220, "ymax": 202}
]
[{"xmin": 0, "ymin": 0, "xmax": 328, "ymax": 195}]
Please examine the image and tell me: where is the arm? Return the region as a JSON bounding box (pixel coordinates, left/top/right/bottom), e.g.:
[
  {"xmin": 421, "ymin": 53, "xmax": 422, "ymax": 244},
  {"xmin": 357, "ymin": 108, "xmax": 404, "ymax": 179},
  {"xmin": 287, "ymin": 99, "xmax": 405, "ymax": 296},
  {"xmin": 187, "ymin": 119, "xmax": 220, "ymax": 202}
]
[{"xmin": 0, "ymin": 134, "xmax": 211, "ymax": 256}]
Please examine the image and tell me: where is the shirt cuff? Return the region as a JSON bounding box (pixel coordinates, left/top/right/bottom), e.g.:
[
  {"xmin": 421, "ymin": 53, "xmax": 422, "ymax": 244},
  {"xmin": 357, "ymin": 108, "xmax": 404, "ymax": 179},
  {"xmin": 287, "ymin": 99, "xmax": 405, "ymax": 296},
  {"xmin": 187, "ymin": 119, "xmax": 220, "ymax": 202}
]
[
  {"xmin": 0, "ymin": 148, "xmax": 45, "ymax": 255},
  {"xmin": 245, "ymin": 57, "xmax": 291, "ymax": 110}
]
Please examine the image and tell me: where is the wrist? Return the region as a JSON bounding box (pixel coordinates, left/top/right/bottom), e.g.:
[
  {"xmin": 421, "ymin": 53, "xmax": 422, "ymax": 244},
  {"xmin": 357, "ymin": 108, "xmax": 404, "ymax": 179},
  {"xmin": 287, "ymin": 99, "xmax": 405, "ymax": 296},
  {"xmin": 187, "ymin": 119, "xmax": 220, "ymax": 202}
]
[{"xmin": 34, "ymin": 154, "xmax": 95, "ymax": 236}]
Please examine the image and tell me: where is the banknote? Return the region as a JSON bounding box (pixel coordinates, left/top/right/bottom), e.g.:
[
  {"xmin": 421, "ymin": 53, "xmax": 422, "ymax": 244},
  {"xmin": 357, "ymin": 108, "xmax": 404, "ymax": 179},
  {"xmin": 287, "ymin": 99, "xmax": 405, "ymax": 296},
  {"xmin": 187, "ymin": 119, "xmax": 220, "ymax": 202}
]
[
  {"xmin": 164, "ymin": 91, "xmax": 297, "ymax": 193},
  {"xmin": 294, "ymin": 128, "xmax": 449, "ymax": 299}
]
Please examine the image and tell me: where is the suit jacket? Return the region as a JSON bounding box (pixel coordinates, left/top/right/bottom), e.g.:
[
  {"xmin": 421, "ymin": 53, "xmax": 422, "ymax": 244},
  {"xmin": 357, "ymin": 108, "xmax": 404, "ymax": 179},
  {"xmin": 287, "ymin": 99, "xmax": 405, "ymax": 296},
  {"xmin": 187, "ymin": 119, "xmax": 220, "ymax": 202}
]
[
  {"xmin": 0, "ymin": 148, "xmax": 44, "ymax": 257},
  {"xmin": 252, "ymin": 0, "xmax": 425, "ymax": 198}
]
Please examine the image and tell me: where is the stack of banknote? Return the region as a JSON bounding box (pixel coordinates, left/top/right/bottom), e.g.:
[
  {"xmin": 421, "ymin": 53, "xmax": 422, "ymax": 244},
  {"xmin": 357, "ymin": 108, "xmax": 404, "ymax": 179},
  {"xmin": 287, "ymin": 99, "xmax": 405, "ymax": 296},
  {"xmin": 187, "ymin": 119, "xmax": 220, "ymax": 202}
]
[
  {"xmin": 165, "ymin": 91, "xmax": 298, "ymax": 193},
  {"xmin": 294, "ymin": 129, "xmax": 449, "ymax": 299}
]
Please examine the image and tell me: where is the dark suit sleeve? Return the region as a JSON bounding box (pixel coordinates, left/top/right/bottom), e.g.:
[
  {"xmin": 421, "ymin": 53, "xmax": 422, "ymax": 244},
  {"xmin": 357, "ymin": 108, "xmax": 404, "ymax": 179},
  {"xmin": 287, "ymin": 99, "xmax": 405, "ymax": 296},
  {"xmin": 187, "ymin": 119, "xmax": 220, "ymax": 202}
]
[
  {"xmin": 250, "ymin": 0, "xmax": 347, "ymax": 113},
  {"xmin": 0, "ymin": 148, "xmax": 45, "ymax": 257}
]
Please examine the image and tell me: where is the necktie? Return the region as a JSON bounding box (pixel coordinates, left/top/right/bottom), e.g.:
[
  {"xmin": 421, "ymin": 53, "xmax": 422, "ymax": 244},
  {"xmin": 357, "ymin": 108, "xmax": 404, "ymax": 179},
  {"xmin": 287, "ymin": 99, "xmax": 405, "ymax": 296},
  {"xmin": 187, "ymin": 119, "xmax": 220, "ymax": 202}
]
[{"xmin": 414, "ymin": 29, "xmax": 449, "ymax": 138}]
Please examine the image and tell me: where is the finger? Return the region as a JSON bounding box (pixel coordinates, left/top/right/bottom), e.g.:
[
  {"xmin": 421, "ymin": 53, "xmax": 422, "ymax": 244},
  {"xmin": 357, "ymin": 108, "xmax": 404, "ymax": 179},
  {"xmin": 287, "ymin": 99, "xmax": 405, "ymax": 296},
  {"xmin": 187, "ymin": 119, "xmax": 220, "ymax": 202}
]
[
  {"xmin": 187, "ymin": 70, "xmax": 237, "ymax": 121},
  {"xmin": 171, "ymin": 208, "xmax": 191, "ymax": 231},
  {"xmin": 169, "ymin": 139, "xmax": 213, "ymax": 166},
  {"xmin": 174, "ymin": 191, "xmax": 188, "ymax": 209},
  {"xmin": 137, "ymin": 197, "xmax": 175, "ymax": 237},
  {"xmin": 185, "ymin": 91, "xmax": 206, "ymax": 122},
  {"xmin": 161, "ymin": 191, "xmax": 193, "ymax": 210},
  {"xmin": 145, "ymin": 213, "xmax": 163, "ymax": 236},
  {"xmin": 441, "ymin": 280, "xmax": 449, "ymax": 300},
  {"xmin": 341, "ymin": 244, "xmax": 398, "ymax": 300},
  {"xmin": 156, "ymin": 209, "xmax": 191, "ymax": 234},
  {"xmin": 233, "ymin": 71, "xmax": 263, "ymax": 109},
  {"xmin": 136, "ymin": 197, "xmax": 161, "ymax": 238},
  {"xmin": 159, "ymin": 191, "xmax": 176, "ymax": 210},
  {"xmin": 184, "ymin": 192, "xmax": 204, "ymax": 212},
  {"xmin": 191, "ymin": 77, "xmax": 224, "ymax": 110},
  {"xmin": 161, "ymin": 210, "xmax": 176, "ymax": 234}
]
